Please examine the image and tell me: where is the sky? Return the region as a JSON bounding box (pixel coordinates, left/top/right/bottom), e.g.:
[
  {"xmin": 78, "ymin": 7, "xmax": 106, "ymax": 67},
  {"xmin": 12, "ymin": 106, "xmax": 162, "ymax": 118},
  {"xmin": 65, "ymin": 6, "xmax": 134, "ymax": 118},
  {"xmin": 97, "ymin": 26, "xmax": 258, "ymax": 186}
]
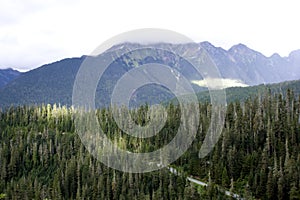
[{"xmin": 0, "ymin": 0, "xmax": 299, "ymax": 71}]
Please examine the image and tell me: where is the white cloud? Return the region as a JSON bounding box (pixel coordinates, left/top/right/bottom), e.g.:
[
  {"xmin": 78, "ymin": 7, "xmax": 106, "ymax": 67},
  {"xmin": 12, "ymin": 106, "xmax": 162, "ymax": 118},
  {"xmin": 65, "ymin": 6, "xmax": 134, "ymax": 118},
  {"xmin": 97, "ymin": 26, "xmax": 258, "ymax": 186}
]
[
  {"xmin": 0, "ymin": 0, "xmax": 300, "ymax": 71},
  {"xmin": 191, "ymin": 78, "xmax": 249, "ymax": 89}
]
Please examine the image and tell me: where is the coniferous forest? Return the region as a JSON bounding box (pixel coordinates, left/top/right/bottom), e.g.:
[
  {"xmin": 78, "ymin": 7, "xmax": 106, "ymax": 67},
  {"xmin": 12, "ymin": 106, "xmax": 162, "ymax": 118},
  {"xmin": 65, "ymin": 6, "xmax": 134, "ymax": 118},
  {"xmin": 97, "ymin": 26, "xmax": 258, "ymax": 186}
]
[{"xmin": 0, "ymin": 89, "xmax": 300, "ymax": 199}]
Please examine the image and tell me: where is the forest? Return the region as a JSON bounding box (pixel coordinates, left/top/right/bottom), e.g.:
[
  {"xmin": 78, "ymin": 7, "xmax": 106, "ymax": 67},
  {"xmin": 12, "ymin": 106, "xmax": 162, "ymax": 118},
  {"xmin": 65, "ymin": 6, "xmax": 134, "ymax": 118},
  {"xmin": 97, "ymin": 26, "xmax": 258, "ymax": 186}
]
[{"xmin": 0, "ymin": 89, "xmax": 300, "ymax": 199}]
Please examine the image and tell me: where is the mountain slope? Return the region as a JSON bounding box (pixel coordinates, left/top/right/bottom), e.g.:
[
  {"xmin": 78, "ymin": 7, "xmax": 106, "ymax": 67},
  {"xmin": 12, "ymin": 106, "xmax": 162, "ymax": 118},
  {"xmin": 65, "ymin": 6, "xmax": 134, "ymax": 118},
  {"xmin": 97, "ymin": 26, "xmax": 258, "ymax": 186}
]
[
  {"xmin": 0, "ymin": 57, "xmax": 84, "ymax": 106},
  {"xmin": 202, "ymin": 42, "xmax": 300, "ymax": 85},
  {"xmin": 0, "ymin": 42, "xmax": 300, "ymax": 107},
  {"xmin": 0, "ymin": 68, "xmax": 22, "ymax": 88}
]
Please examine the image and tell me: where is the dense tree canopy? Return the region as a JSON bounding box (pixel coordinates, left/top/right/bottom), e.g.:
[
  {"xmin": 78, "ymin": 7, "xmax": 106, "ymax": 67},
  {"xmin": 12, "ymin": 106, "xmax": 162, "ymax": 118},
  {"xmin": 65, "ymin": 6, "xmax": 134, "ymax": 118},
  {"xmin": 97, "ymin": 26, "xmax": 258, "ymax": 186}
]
[{"xmin": 0, "ymin": 89, "xmax": 299, "ymax": 199}]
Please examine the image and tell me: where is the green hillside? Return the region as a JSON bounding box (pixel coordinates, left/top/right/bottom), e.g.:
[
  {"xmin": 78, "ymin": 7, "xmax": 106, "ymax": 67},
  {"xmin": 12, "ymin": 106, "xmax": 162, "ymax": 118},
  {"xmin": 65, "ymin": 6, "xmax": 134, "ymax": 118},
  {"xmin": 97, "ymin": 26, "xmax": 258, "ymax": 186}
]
[{"xmin": 0, "ymin": 89, "xmax": 299, "ymax": 199}]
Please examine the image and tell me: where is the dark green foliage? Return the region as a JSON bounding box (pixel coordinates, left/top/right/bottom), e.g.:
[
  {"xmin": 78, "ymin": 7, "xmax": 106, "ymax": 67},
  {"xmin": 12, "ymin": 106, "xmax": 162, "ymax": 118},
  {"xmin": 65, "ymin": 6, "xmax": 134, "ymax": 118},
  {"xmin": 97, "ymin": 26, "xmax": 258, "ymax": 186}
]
[
  {"xmin": 176, "ymin": 88, "xmax": 300, "ymax": 199},
  {"xmin": 0, "ymin": 88, "xmax": 300, "ymax": 199},
  {"xmin": 0, "ymin": 104, "xmax": 190, "ymax": 199}
]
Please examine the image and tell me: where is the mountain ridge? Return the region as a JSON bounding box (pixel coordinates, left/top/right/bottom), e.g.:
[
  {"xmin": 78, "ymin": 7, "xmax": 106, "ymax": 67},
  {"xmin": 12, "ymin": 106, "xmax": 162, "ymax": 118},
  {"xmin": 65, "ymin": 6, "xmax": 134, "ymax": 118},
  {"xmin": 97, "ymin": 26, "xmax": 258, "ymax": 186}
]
[
  {"xmin": 0, "ymin": 68, "xmax": 22, "ymax": 89},
  {"xmin": 0, "ymin": 42, "xmax": 299, "ymax": 107}
]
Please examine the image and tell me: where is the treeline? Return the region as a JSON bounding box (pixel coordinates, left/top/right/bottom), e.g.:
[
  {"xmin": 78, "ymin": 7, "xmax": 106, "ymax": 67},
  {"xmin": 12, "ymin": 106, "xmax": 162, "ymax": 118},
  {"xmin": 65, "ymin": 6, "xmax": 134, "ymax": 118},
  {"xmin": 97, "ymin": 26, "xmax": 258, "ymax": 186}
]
[{"xmin": 0, "ymin": 89, "xmax": 300, "ymax": 199}]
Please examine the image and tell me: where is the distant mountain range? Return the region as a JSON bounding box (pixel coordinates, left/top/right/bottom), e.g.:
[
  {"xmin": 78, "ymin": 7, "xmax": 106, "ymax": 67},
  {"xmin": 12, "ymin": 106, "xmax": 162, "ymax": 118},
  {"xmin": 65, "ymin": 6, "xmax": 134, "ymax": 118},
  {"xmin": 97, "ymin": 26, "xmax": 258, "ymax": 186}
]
[
  {"xmin": 200, "ymin": 42, "xmax": 300, "ymax": 85},
  {"xmin": 0, "ymin": 42, "xmax": 299, "ymax": 107}
]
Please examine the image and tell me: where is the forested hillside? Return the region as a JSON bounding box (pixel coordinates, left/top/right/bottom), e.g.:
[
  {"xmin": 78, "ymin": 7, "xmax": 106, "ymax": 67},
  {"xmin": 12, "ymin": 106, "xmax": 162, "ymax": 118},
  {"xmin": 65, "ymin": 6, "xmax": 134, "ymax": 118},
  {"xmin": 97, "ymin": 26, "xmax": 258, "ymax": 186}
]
[
  {"xmin": 0, "ymin": 69, "xmax": 21, "ymax": 89},
  {"xmin": 0, "ymin": 89, "xmax": 299, "ymax": 199}
]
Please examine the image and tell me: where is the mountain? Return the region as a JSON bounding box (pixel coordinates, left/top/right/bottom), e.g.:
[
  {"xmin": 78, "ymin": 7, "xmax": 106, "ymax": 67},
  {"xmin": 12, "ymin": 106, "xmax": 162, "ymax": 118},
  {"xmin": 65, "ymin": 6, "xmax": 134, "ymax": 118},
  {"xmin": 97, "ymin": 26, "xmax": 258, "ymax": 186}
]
[
  {"xmin": 201, "ymin": 42, "xmax": 299, "ymax": 85},
  {"xmin": 0, "ymin": 68, "xmax": 22, "ymax": 88},
  {"xmin": 0, "ymin": 57, "xmax": 85, "ymax": 107},
  {"xmin": 0, "ymin": 42, "xmax": 300, "ymax": 107}
]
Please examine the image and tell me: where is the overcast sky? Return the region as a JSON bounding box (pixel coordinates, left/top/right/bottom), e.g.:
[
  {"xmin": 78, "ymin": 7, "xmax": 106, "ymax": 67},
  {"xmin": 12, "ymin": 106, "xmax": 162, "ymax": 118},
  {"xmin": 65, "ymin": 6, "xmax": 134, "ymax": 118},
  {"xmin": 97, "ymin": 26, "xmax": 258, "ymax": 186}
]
[{"xmin": 0, "ymin": 0, "xmax": 299, "ymax": 71}]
